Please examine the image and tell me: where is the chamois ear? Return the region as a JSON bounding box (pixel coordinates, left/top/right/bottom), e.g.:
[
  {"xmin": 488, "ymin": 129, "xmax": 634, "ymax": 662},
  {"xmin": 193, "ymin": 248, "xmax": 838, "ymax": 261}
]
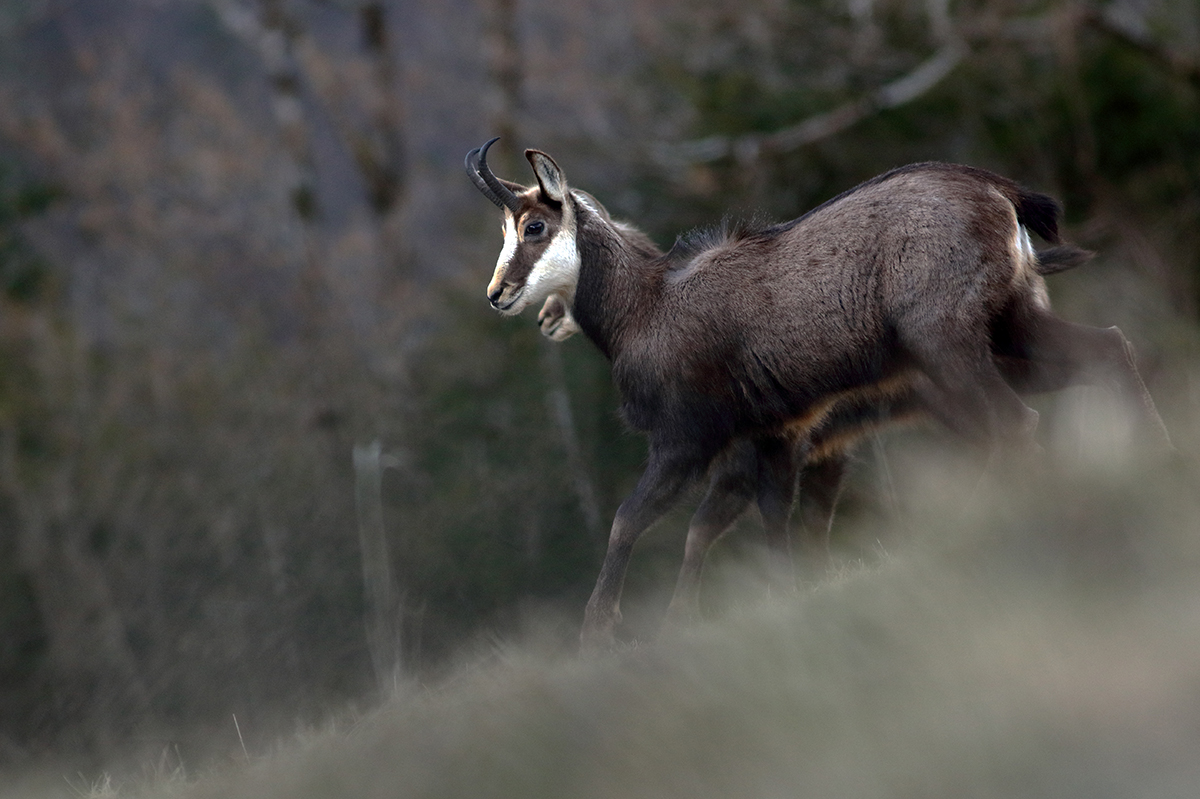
[
  {"xmin": 571, "ymin": 189, "xmax": 611, "ymax": 221},
  {"xmin": 526, "ymin": 149, "xmax": 567, "ymax": 204}
]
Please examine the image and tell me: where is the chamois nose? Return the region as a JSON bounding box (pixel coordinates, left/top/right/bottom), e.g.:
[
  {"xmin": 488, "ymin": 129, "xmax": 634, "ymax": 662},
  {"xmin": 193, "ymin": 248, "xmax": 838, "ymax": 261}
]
[{"xmin": 488, "ymin": 285, "xmax": 504, "ymax": 306}]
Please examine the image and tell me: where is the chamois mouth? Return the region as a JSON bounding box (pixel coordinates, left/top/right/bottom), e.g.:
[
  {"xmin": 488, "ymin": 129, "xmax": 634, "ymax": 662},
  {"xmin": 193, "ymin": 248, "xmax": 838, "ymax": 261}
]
[{"xmin": 493, "ymin": 286, "xmax": 524, "ymax": 313}]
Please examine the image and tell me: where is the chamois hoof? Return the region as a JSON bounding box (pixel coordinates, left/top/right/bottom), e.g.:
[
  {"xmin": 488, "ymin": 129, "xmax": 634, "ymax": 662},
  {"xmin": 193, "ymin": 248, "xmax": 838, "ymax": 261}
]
[
  {"xmin": 537, "ymin": 295, "xmax": 578, "ymax": 342},
  {"xmin": 539, "ymin": 316, "xmax": 570, "ymax": 342},
  {"xmin": 660, "ymin": 597, "xmax": 701, "ymax": 631},
  {"xmin": 579, "ymin": 608, "xmax": 621, "ymax": 654},
  {"xmin": 579, "ymin": 626, "xmax": 618, "ymax": 654}
]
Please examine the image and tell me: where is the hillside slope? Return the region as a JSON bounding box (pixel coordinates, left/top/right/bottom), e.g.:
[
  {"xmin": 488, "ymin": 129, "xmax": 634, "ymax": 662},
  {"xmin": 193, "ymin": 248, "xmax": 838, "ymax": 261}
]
[{"xmin": 153, "ymin": 443, "xmax": 1200, "ymax": 799}]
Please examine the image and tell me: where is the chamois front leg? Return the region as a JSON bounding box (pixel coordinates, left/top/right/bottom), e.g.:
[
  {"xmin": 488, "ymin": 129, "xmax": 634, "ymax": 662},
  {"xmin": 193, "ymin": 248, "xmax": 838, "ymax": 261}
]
[
  {"xmin": 663, "ymin": 442, "xmax": 759, "ymax": 627},
  {"xmin": 755, "ymin": 435, "xmax": 803, "ymax": 595},
  {"xmin": 582, "ymin": 443, "xmax": 706, "ymax": 651},
  {"xmin": 794, "ymin": 456, "xmax": 848, "ymax": 558}
]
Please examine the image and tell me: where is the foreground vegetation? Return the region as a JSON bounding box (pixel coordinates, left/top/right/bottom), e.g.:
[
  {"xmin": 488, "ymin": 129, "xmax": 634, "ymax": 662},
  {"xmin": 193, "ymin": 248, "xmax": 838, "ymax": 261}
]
[{"xmin": 10, "ymin": 414, "xmax": 1199, "ymax": 799}]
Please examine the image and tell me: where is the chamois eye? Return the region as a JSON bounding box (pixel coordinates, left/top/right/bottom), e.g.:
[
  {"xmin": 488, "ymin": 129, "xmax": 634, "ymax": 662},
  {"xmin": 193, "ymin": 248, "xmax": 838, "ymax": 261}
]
[{"xmin": 525, "ymin": 221, "xmax": 545, "ymax": 237}]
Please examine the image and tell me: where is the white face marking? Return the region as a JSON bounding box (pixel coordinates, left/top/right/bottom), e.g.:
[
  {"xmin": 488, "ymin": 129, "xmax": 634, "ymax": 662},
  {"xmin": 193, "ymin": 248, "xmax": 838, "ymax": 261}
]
[
  {"xmin": 517, "ymin": 227, "xmax": 580, "ymax": 314},
  {"xmin": 496, "ymin": 215, "xmax": 519, "ymax": 271},
  {"xmin": 487, "ymin": 214, "xmax": 520, "ymax": 302}
]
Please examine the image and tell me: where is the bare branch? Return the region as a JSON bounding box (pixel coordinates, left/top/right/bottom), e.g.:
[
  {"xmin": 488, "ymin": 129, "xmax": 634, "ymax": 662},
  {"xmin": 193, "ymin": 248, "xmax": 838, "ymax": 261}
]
[
  {"xmin": 875, "ymin": 38, "xmax": 967, "ymax": 107},
  {"xmin": 655, "ymin": 39, "xmax": 968, "ymax": 167},
  {"xmin": 354, "ymin": 440, "xmax": 404, "ymax": 693},
  {"xmin": 1080, "ymin": 3, "xmax": 1200, "ymax": 88},
  {"xmin": 213, "ymin": 0, "xmax": 321, "ymax": 220},
  {"xmin": 654, "ymin": 0, "xmax": 1200, "ymax": 171},
  {"xmin": 539, "ymin": 340, "xmax": 606, "ymax": 549}
]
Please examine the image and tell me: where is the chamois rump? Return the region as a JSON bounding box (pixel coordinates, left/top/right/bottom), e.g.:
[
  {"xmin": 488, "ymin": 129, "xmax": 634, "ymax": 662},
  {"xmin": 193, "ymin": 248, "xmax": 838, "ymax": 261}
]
[{"xmin": 466, "ymin": 137, "xmax": 1168, "ymax": 648}]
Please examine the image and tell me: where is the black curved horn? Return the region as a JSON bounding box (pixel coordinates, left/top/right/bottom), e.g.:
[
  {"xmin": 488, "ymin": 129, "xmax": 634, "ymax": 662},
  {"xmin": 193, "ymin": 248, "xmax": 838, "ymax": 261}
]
[
  {"xmin": 465, "ymin": 143, "xmax": 502, "ymax": 207},
  {"xmin": 465, "ymin": 137, "xmax": 522, "ymax": 213}
]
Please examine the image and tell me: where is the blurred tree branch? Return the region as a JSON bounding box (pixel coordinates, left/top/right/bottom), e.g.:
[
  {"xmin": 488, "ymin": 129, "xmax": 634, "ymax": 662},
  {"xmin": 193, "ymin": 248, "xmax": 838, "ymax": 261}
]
[
  {"xmin": 654, "ymin": 1, "xmax": 1198, "ymax": 169},
  {"xmin": 539, "ymin": 339, "xmax": 605, "ymax": 549},
  {"xmin": 213, "ymin": 0, "xmax": 322, "ymax": 221},
  {"xmin": 654, "ymin": 38, "xmax": 968, "ymax": 167},
  {"xmin": 1081, "ymin": 2, "xmax": 1200, "ymax": 89},
  {"xmin": 212, "ymin": 0, "xmax": 332, "ymax": 338},
  {"xmin": 354, "ymin": 440, "xmax": 404, "ymax": 694},
  {"xmin": 481, "ymin": 0, "xmax": 525, "ymax": 172},
  {"xmin": 354, "ymin": 3, "xmax": 407, "ymax": 215}
]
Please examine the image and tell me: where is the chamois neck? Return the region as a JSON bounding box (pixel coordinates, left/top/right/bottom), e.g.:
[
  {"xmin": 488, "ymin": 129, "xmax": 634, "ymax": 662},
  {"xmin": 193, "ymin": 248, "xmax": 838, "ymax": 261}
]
[{"xmin": 569, "ymin": 210, "xmax": 664, "ymax": 360}]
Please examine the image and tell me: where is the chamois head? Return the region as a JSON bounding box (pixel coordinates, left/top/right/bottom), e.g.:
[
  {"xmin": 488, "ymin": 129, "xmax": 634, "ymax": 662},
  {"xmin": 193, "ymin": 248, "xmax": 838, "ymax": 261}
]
[{"xmin": 465, "ymin": 138, "xmax": 580, "ymax": 316}]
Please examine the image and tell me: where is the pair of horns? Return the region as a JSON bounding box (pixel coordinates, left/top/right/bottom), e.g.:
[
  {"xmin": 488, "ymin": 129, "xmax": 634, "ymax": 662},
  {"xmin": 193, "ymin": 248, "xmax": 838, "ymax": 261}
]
[{"xmin": 465, "ymin": 137, "xmax": 522, "ymax": 213}]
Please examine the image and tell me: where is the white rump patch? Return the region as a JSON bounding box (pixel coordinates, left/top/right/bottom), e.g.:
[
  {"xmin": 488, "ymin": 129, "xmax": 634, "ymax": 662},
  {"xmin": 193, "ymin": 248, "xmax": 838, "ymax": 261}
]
[
  {"xmin": 1013, "ymin": 224, "xmax": 1051, "ymax": 309},
  {"xmin": 1014, "ymin": 225, "xmax": 1037, "ymax": 270}
]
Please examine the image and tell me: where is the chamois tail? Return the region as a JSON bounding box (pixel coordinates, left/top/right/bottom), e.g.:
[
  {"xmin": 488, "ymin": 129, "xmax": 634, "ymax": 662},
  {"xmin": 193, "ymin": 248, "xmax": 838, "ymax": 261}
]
[
  {"xmin": 1015, "ymin": 188, "xmax": 1062, "ymax": 244},
  {"xmin": 1035, "ymin": 245, "xmax": 1095, "ymax": 276},
  {"xmin": 1011, "ymin": 186, "xmax": 1093, "ymax": 275}
]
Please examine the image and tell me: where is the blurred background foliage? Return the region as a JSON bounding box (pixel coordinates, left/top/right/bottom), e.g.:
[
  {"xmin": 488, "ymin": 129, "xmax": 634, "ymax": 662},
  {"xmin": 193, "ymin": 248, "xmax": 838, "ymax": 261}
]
[{"xmin": 0, "ymin": 0, "xmax": 1197, "ymax": 775}]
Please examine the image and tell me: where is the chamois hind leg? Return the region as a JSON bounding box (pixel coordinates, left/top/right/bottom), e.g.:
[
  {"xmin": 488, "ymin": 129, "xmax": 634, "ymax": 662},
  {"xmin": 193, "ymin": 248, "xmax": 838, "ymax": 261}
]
[
  {"xmin": 663, "ymin": 442, "xmax": 759, "ymax": 626},
  {"xmin": 793, "ymin": 385, "xmax": 926, "ymax": 559},
  {"xmin": 995, "ymin": 353, "xmax": 1075, "ymax": 395},
  {"xmin": 795, "ymin": 454, "xmax": 848, "ymax": 559},
  {"xmin": 995, "ymin": 306, "xmax": 1171, "ymax": 447},
  {"xmin": 906, "ymin": 330, "xmax": 1042, "ymax": 450},
  {"xmin": 755, "ymin": 435, "xmax": 803, "ymax": 595},
  {"xmin": 582, "ymin": 441, "xmax": 709, "ymax": 650}
]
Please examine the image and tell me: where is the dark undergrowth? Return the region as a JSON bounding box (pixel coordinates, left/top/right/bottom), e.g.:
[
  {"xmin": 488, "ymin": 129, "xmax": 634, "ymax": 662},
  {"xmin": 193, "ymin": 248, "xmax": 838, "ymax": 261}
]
[{"xmin": 15, "ymin": 398, "xmax": 1200, "ymax": 799}]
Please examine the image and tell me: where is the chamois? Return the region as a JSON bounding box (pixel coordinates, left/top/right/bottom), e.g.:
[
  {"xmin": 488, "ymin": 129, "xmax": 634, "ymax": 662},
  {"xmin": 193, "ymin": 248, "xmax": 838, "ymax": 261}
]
[
  {"xmin": 466, "ymin": 137, "xmax": 1168, "ymax": 648},
  {"xmin": 533, "ymin": 286, "xmax": 1102, "ymax": 624}
]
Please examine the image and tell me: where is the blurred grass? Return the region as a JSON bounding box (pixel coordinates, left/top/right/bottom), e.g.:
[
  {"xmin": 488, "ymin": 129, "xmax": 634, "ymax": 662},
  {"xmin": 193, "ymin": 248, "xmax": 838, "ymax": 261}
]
[{"xmin": 42, "ymin": 412, "xmax": 1198, "ymax": 799}]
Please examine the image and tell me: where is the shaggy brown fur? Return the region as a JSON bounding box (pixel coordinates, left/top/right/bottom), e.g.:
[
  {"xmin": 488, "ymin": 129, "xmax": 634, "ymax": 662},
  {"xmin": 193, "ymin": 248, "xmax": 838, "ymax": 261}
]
[{"xmin": 467, "ymin": 143, "xmax": 1169, "ymax": 648}]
